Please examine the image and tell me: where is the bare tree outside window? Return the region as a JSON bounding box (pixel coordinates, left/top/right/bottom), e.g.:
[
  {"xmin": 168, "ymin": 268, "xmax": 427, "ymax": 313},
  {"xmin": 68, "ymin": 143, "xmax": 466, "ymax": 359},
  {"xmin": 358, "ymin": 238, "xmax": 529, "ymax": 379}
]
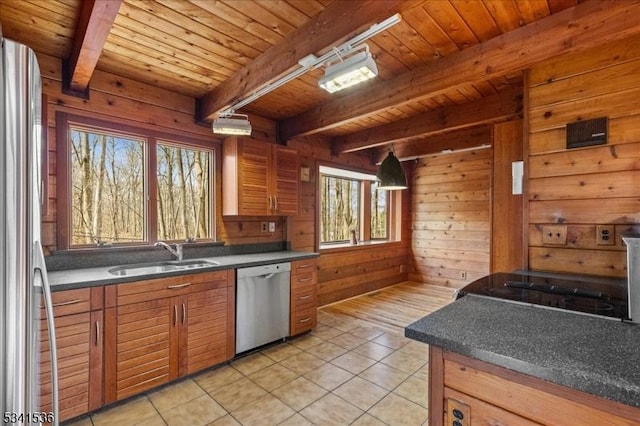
[
  {"xmin": 371, "ymin": 181, "xmax": 388, "ymax": 239},
  {"xmin": 157, "ymin": 143, "xmax": 211, "ymax": 241},
  {"xmin": 70, "ymin": 127, "xmax": 144, "ymax": 245},
  {"xmin": 320, "ymin": 175, "xmax": 360, "ymax": 243}
]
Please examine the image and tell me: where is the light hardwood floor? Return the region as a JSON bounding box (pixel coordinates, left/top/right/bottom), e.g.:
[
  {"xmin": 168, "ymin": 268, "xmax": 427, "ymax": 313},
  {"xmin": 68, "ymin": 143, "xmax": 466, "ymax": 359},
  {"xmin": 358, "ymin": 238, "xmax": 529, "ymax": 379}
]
[{"xmin": 321, "ymin": 281, "xmax": 456, "ymax": 334}]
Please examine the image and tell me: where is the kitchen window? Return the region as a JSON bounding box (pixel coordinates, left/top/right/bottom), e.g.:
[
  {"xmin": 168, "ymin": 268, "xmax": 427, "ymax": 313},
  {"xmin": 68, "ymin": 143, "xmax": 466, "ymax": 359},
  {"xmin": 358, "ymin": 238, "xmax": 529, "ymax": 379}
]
[
  {"xmin": 57, "ymin": 113, "xmax": 214, "ymax": 249},
  {"xmin": 319, "ymin": 165, "xmax": 396, "ymax": 247}
]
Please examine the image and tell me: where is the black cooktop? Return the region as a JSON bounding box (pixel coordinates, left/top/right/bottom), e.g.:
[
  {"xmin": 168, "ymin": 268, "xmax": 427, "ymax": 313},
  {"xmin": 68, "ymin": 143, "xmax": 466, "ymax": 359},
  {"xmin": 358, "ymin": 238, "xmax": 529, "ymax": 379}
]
[{"xmin": 456, "ymin": 272, "xmax": 629, "ymax": 320}]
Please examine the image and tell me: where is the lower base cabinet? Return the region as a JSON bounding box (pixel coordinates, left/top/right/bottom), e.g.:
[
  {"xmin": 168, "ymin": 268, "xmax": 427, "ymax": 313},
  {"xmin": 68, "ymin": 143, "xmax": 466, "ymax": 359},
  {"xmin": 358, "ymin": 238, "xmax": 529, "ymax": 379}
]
[
  {"xmin": 39, "ymin": 287, "xmax": 103, "ymax": 423},
  {"xmin": 104, "ymin": 270, "xmax": 234, "ymax": 403},
  {"xmin": 290, "ymin": 259, "xmax": 318, "ymax": 335},
  {"xmin": 430, "ymin": 347, "xmax": 640, "ymax": 426}
]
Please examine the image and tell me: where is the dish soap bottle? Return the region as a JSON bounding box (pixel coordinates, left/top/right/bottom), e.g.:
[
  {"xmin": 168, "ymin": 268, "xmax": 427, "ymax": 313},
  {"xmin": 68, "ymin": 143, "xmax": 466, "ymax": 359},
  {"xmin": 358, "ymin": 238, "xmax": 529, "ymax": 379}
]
[{"xmin": 350, "ymin": 230, "xmax": 358, "ymax": 245}]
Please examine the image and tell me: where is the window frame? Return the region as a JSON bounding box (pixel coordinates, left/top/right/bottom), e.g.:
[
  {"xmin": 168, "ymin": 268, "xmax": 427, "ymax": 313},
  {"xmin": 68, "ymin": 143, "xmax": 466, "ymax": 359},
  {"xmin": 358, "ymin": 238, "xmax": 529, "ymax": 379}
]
[
  {"xmin": 317, "ymin": 163, "xmax": 399, "ymax": 250},
  {"xmin": 56, "ymin": 112, "xmax": 216, "ymax": 250}
]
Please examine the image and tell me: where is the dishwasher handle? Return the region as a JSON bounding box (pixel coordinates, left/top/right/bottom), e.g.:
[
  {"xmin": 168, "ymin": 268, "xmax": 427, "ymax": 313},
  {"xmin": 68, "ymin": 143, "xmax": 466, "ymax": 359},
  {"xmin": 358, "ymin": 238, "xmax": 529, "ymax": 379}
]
[{"xmin": 259, "ymin": 273, "xmax": 276, "ymax": 280}]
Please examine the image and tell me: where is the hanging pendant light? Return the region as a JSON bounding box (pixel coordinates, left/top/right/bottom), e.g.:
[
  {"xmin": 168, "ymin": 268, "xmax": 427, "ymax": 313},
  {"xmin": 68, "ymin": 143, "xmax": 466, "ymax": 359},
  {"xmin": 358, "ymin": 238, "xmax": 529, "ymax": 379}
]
[{"xmin": 376, "ymin": 152, "xmax": 407, "ymax": 190}]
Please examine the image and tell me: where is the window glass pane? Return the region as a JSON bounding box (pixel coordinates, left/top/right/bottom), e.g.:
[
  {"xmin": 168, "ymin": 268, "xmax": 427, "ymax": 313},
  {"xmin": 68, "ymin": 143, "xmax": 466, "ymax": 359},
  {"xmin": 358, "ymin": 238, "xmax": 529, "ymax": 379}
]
[
  {"xmin": 320, "ymin": 175, "xmax": 360, "ymax": 243},
  {"xmin": 371, "ymin": 181, "xmax": 388, "ymax": 239},
  {"xmin": 70, "ymin": 127, "xmax": 145, "ymax": 245},
  {"xmin": 157, "ymin": 143, "xmax": 211, "ymax": 241}
]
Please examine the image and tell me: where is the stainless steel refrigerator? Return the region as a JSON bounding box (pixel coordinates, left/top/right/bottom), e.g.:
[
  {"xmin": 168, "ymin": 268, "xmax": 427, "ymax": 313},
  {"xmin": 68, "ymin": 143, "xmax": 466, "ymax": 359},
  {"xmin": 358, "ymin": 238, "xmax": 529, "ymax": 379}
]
[{"xmin": 1, "ymin": 30, "xmax": 59, "ymax": 425}]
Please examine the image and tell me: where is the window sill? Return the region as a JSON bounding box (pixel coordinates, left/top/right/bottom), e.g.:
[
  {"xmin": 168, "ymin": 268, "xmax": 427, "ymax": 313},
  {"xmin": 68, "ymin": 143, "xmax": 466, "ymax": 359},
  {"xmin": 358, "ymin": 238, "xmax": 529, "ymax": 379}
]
[{"xmin": 319, "ymin": 239, "xmax": 402, "ymax": 254}]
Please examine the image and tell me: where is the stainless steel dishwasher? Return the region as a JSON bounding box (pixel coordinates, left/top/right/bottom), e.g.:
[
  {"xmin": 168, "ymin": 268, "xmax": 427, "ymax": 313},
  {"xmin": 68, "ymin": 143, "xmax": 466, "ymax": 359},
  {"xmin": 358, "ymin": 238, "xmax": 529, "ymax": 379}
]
[{"xmin": 236, "ymin": 262, "xmax": 290, "ymax": 354}]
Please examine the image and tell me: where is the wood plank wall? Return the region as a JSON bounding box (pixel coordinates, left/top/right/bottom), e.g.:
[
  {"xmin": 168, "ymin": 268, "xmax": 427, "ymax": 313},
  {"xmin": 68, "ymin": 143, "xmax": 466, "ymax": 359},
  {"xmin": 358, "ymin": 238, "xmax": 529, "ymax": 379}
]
[
  {"xmin": 408, "ymin": 141, "xmax": 492, "ymax": 288},
  {"xmin": 36, "ymin": 51, "xmax": 283, "ymax": 254},
  {"xmin": 527, "ymin": 34, "xmax": 640, "ymax": 277},
  {"xmin": 288, "ymin": 136, "xmax": 409, "ymax": 306}
]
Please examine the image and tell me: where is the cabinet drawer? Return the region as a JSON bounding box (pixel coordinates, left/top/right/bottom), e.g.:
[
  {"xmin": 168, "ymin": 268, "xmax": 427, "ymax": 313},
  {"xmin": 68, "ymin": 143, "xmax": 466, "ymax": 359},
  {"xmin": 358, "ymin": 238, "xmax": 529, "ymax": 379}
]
[
  {"xmin": 292, "ymin": 259, "xmax": 317, "ymax": 274},
  {"xmin": 291, "ymin": 284, "xmax": 316, "ymax": 311},
  {"xmin": 42, "ymin": 288, "xmax": 92, "ymax": 317},
  {"xmin": 117, "ymin": 271, "xmax": 228, "ymax": 305},
  {"xmin": 291, "ymin": 271, "xmax": 315, "ymax": 288},
  {"xmin": 291, "ymin": 307, "xmax": 317, "ymax": 335}
]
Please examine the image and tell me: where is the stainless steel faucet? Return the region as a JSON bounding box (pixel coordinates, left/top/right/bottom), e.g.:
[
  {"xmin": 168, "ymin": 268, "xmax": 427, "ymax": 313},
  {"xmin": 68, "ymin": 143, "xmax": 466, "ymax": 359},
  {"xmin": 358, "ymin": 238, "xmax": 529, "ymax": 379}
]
[{"xmin": 154, "ymin": 241, "xmax": 184, "ymax": 261}]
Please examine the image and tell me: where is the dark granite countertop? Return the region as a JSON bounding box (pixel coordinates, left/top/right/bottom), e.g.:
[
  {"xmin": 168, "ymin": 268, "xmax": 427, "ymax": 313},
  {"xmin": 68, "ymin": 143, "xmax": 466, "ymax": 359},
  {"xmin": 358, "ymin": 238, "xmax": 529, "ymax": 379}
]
[
  {"xmin": 405, "ymin": 295, "xmax": 640, "ymax": 408},
  {"xmin": 48, "ymin": 251, "xmax": 318, "ymax": 291}
]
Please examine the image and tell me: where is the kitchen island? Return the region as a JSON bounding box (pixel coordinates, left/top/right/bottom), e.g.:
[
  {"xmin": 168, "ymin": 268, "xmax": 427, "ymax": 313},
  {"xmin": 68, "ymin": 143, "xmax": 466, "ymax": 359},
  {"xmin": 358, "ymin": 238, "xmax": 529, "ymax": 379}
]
[{"xmin": 406, "ymin": 295, "xmax": 640, "ymax": 425}]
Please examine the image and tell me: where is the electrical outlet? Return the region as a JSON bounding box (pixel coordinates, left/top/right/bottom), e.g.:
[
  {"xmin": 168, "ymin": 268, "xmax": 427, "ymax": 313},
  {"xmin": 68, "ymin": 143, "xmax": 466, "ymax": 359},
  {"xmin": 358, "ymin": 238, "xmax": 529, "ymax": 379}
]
[
  {"xmin": 260, "ymin": 222, "xmax": 268, "ymax": 232},
  {"xmin": 268, "ymin": 222, "xmax": 276, "ymax": 232},
  {"xmin": 542, "ymin": 225, "xmax": 567, "ymax": 245},
  {"xmin": 459, "ymin": 271, "xmax": 467, "ymax": 280},
  {"xmin": 596, "ymin": 225, "xmax": 615, "ymax": 245}
]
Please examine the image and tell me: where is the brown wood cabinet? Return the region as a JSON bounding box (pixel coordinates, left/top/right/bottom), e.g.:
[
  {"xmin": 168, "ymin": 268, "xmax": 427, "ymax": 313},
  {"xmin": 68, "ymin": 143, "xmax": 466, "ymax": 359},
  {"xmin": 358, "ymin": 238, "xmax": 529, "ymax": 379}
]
[
  {"xmin": 290, "ymin": 259, "xmax": 318, "ymax": 335},
  {"xmin": 222, "ymin": 137, "xmax": 299, "ymax": 216},
  {"xmin": 40, "ymin": 287, "xmax": 103, "ymax": 422},
  {"xmin": 429, "ymin": 347, "xmax": 640, "ymax": 426},
  {"xmin": 104, "ymin": 270, "xmax": 234, "ymax": 403}
]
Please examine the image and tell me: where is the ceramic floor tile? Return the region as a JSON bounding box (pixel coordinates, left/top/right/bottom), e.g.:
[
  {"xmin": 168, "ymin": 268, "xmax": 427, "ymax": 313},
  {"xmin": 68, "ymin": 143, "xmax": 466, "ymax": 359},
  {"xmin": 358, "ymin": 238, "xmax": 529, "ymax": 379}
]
[
  {"xmin": 328, "ymin": 333, "xmax": 368, "ymax": 350},
  {"xmin": 288, "ymin": 334, "xmax": 324, "ymax": 351},
  {"xmin": 368, "ymin": 393, "xmax": 428, "ymax": 426},
  {"xmin": 359, "ymin": 363, "xmax": 410, "ymax": 391},
  {"xmin": 299, "ymin": 393, "xmax": 363, "ymax": 425},
  {"xmin": 230, "ymin": 352, "xmax": 274, "ymax": 376},
  {"xmin": 310, "ymin": 324, "xmax": 343, "ymax": 340},
  {"xmin": 413, "ymin": 363, "xmax": 429, "ymax": 382},
  {"xmin": 209, "ymin": 377, "xmax": 268, "ymax": 412},
  {"xmin": 136, "ymin": 414, "xmax": 168, "ymax": 426},
  {"xmin": 279, "ymin": 351, "xmax": 325, "ymax": 375},
  {"xmin": 248, "ymin": 363, "xmax": 298, "ymax": 391},
  {"xmin": 331, "ymin": 351, "xmax": 377, "ymax": 375},
  {"xmin": 277, "ymin": 413, "xmax": 314, "ymax": 426},
  {"xmin": 63, "ymin": 416, "xmax": 93, "ymax": 426},
  {"xmin": 92, "ymin": 396, "xmax": 158, "ymax": 426},
  {"xmin": 372, "ymin": 333, "xmax": 410, "ymax": 350},
  {"xmin": 394, "ymin": 375, "xmax": 428, "ymax": 408},
  {"xmin": 271, "ymin": 377, "xmax": 327, "ymax": 411},
  {"xmin": 380, "ymin": 350, "xmax": 427, "ymax": 375},
  {"xmin": 398, "ymin": 340, "xmax": 430, "ymax": 361},
  {"xmin": 206, "ymin": 414, "xmax": 240, "ymax": 426},
  {"xmin": 161, "ymin": 394, "xmax": 226, "ymax": 426},
  {"xmin": 261, "ymin": 343, "xmax": 302, "ymax": 362},
  {"xmin": 303, "ymin": 363, "xmax": 353, "ymax": 391},
  {"xmin": 231, "ymin": 394, "xmax": 295, "ymax": 426},
  {"xmin": 348, "ymin": 325, "xmax": 385, "ymax": 341},
  {"xmin": 316, "ymin": 311, "xmax": 338, "ymax": 325},
  {"xmin": 353, "ymin": 341, "xmax": 396, "ymax": 361},
  {"xmin": 309, "ymin": 341, "xmax": 349, "ymax": 361},
  {"xmin": 351, "ymin": 413, "xmax": 387, "ymax": 426},
  {"xmin": 332, "ymin": 376, "xmax": 388, "ymax": 411},
  {"xmin": 149, "ymin": 379, "xmax": 205, "ymax": 413},
  {"xmin": 330, "ymin": 317, "xmax": 363, "ymax": 332},
  {"xmin": 195, "ymin": 365, "xmax": 244, "ymax": 394}
]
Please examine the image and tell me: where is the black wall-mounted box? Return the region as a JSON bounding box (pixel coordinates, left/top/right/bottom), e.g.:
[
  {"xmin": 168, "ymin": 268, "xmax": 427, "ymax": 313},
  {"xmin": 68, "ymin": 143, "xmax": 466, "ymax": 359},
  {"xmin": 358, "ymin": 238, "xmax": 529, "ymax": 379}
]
[{"xmin": 566, "ymin": 117, "xmax": 608, "ymax": 149}]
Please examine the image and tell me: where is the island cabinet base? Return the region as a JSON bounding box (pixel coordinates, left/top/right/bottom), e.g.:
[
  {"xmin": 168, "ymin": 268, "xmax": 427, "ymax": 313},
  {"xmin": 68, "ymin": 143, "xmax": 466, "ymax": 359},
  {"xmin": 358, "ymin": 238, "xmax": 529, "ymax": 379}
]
[{"xmin": 429, "ymin": 347, "xmax": 640, "ymax": 426}]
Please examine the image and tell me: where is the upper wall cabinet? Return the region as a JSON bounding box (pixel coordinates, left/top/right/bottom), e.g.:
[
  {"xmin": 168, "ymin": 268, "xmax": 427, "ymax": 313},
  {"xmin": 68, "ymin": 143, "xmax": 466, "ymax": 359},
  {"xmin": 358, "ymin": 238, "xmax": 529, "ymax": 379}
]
[{"xmin": 223, "ymin": 137, "xmax": 299, "ymax": 216}]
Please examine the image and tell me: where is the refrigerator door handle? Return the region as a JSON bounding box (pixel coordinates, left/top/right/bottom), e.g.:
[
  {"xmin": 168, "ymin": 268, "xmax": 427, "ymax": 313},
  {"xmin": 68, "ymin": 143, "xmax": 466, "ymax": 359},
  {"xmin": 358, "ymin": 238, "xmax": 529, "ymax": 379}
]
[{"xmin": 34, "ymin": 242, "xmax": 59, "ymax": 426}]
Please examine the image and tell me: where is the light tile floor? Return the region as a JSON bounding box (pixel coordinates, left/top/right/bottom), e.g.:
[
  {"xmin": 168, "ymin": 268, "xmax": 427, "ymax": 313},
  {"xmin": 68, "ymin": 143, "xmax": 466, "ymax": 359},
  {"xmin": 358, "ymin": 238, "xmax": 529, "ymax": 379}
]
[{"xmin": 66, "ymin": 310, "xmax": 430, "ymax": 426}]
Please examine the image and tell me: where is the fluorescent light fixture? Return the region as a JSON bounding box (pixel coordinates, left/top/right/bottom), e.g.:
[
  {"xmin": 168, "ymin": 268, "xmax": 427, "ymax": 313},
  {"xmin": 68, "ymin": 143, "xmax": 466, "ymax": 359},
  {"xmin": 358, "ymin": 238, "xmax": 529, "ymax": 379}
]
[
  {"xmin": 212, "ymin": 113, "xmax": 252, "ymax": 136},
  {"xmin": 319, "ymin": 45, "xmax": 378, "ymax": 93}
]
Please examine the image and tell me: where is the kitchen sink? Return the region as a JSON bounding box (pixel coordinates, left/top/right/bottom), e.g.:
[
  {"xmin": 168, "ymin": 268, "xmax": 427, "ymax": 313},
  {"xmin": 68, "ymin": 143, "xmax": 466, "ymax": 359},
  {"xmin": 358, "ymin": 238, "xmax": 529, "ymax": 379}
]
[{"xmin": 108, "ymin": 259, "xmax": 220, "ymax": 276}]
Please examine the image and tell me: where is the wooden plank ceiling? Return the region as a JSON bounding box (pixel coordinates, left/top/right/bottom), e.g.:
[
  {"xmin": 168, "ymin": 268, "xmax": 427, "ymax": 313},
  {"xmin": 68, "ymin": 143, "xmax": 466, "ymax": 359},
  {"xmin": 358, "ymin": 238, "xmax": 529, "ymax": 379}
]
[{"xmin": 0, "ymin": 0, "xmax": 582, "ymax": 147}]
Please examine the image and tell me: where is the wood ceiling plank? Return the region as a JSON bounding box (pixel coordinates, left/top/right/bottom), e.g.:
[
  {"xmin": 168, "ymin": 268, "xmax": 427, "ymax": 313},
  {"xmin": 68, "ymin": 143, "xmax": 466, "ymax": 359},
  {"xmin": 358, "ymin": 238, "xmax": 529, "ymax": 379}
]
[
  {"xmin": 2, "ymin": 6, "xmax": 76, "ymax": 37},
  {"xmin": 450, "ymin": 0, "xmax": 502, "ymax": 42},
  {"xmin": 197, "ymin": 0, "xmax": 421, "ymax": 120},
  {"xmin": 188, "ymin": 0, "xmax": 284, "ymax": 46},
  {"xmin": 401, "ymin": 5, "xmax": 459, "ymax": 58},
  {"xmin": 515, "ymin": 0, "xmax": 551, "ymax": 23},
  {"xmin": 287, "ymin": 0, "xmax": 326, "ymax": 18},
  {"xmin": 472, "ymin": 80, "xmax": 498, "ymax": 97},
  {"xmin": 547, "ymin": 0, "xmax": 579, "ymax": 14},
  {"xmin": 259, "ymin": 0, "xmax": 312, "ymax": 26},
  {"xmin": 456, "ymin": 85, "xmax": 484, "ymax": 102},
  {"xmin": 334, "ymin": 86, "xmax": 522, "ymax": 153},
  {"xmin": 422, "ymin": 0, "xmax": 479, "ymax": 50},
  {"xmin": 483, "ymin": 0, "xmax": 524, "ymax": 32},
  {"xmin": 387, "ymin": 21, "xmax": 438, "ymax": 65},
  {"xmin": 0, "ymin": 19, "xmax": 71, "ymax": 57},
  {"xmin": 111, "ymin": 13, "xmax": 243, "ymax": 74},
  {"xmin": 370, "ymin": 30, "xmax": 422, "ymax": 71},
  {"xmin": 281, "ymin": 1, "xmax": 640, "ymax": 139},
  {"xmin": 66, "ymin": 0, "xmax": 122, "ymax": 92},
  {"xmin": 154, "ymin": 0, "xmax": 272, "ymax": 53},
  {"xmin": 220, "ymin": 0, "xmax": 297, "ymax": 38}
]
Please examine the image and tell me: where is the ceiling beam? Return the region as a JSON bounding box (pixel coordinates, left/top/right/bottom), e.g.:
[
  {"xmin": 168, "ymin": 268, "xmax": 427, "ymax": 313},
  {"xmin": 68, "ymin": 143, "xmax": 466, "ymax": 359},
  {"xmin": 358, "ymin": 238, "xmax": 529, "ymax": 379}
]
[
  {"xmin": 372, "ymin": 125, "xmax": 493, "ymax": 164},
  {"xmin": 280, "ymin": 0, "xmax": 640, "ymax": 139},
  {"xmin": 63, "ymin": 0, "xmax": 122, "ymax": 97},
  {"xmin": 196, "ymin": 0, "xmax": 421, "ymax": 122},
  {"xmin": 334, "ymin": 86, "xmax": 522, "ymax": 153}
]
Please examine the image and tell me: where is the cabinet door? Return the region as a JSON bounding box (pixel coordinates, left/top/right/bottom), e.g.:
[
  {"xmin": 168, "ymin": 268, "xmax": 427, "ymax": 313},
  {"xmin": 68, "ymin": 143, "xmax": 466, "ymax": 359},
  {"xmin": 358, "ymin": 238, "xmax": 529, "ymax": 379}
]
[
  {"xmin": 39, "ymin": 289, "xmax": 102, "ymax": 423},
  {"xmin": 272, "ymin": 146, "xmax": 299, "ymax": 215},
  {"xmin": 290, "ymin": 259, "xmax": 318, "ymax": 335},
  {"xmin": 112, "ymin": 297, "xmax": 174, "ymax": 401},
  {"xmin": 238, "ymin": 138, "xmax": 271, "ymax": 215}
]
